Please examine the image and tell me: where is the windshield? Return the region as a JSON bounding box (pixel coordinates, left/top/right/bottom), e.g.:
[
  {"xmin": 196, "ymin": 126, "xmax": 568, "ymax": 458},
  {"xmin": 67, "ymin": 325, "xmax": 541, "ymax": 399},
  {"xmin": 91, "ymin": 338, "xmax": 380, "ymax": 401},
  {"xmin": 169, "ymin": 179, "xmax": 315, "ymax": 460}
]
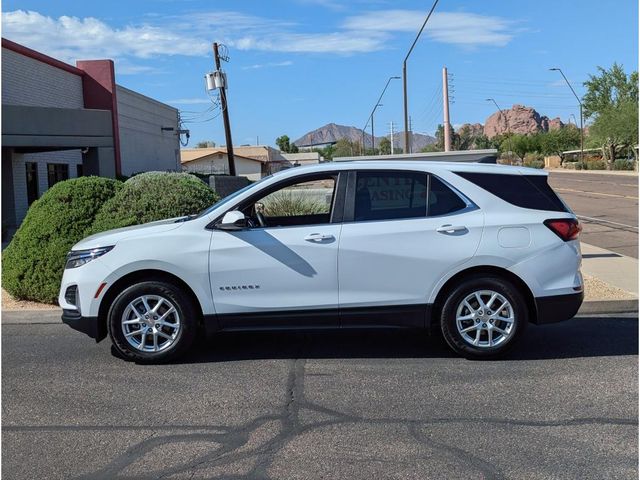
[{"xmin": 196, "ymin": 174, "xmax": 273, "ymax": 218}]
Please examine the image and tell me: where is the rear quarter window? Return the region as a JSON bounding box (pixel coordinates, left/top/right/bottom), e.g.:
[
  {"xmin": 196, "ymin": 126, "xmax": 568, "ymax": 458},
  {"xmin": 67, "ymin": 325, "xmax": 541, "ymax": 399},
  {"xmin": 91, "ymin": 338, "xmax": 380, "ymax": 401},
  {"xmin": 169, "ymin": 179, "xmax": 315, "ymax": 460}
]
[{"xmin": 454, "ymin": 172, "xmax": 569, "ymax": 212}]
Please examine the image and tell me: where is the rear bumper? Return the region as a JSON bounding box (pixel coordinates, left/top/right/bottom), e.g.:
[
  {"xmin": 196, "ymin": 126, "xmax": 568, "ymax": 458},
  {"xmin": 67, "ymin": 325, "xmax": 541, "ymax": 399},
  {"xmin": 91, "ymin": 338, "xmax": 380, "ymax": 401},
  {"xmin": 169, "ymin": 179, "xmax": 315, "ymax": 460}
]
[
  {"xmin": 533, "ymin": 291, "xmax": 584, "ymax": 325},
  {"xmin": 61, "ymin": 309, "xmax": 105, "ymax": 342}
]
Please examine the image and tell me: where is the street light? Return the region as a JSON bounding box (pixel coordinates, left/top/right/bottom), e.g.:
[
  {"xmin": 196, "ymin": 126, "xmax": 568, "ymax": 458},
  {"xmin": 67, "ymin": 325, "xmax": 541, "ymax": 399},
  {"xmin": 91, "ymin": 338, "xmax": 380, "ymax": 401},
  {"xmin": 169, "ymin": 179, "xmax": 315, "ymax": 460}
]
[
  {"xmin": 364, "ymin": 76, "xmax": 400, "ymax": 155},
  {"xmin": 486, "ymin": 98, "xmax": 512, "ymax": 160},
  {"xmin": 402, "ymin": 0, "xmax": 440, "ymax": 154},
  {"xmin": 569, "ymin": 113, "xmax": 578, "ymax": 127},
  {"xmin": 550, "ymin": 67, "xmax": 584, "ymax": 165}
]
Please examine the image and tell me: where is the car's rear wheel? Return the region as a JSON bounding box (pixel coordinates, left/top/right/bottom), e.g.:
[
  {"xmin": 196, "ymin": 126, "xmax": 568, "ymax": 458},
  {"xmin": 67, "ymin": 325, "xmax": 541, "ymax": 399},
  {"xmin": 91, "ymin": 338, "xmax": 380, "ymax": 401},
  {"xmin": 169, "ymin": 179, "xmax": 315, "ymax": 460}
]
[
  {"xmin": 440, "ymin": 275, "xmax": 527, "ymax": 359},
  {"xmin": 108, "ymin": 281, "xmax": 197, "ymax": 363}
]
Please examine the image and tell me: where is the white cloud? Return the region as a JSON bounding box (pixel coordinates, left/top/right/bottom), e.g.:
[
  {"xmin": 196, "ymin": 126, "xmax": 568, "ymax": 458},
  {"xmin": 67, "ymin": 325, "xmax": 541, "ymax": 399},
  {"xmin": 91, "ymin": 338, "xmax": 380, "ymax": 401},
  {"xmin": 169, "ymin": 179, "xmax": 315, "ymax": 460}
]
[
  {"xmin": 342, "ymin": 10, "xmax": 514, "ymax": 47},
  {"xmin": 232, "ymin": 32, "xmax": 387, "ymax": 54},
  {"xmin": 2, "ymin": 10, "xmax": 209, "ymax": 63},
  {"xmin": 241, "ymin": 60, "xmax": 294, "ymax": 70}
]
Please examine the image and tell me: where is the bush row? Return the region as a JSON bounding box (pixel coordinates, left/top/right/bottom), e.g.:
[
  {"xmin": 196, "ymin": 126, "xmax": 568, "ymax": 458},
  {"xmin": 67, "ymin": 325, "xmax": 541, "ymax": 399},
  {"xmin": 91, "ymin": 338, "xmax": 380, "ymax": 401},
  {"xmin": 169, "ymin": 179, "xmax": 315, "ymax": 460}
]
[{"xmin": 3, "ymin": 172, "xmax": 219, "ymax": 303}]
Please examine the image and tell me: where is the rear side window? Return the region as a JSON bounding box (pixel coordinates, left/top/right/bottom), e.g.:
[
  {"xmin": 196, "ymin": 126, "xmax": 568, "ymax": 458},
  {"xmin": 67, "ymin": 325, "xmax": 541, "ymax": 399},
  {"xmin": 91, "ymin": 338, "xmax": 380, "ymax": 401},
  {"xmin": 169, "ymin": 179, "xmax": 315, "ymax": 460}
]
[
  {"xmin": 428, "ymin": 176, "xmax": 467, "ymax": 216},
  {"xmin": 455, "ymin": 172, "xmax": 569, "ymax": 212},
  {"xmin": 354, "ymin": 171, "xmax": 427, "ymax": 221}
]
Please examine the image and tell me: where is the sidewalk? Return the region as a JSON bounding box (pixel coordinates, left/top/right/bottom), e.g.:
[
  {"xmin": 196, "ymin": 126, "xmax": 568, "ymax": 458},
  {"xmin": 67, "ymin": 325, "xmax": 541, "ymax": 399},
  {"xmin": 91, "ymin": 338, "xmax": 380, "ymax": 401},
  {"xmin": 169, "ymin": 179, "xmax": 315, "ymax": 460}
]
[
  {"xmin": 547, "ymin": 168, "xmax": 638, "ymax": 177},
  {"xmin": 580, "ymin": 242, "xmax": 638, "ymax": 314}
]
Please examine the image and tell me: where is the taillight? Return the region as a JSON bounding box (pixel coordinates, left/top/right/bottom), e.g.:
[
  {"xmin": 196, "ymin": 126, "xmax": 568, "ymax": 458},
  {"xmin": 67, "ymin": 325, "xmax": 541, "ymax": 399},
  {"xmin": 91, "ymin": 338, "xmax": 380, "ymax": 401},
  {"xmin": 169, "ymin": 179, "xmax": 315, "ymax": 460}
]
[{"xmin": 544, "ymin": 218, "xmax": 581, "ymax": 241}]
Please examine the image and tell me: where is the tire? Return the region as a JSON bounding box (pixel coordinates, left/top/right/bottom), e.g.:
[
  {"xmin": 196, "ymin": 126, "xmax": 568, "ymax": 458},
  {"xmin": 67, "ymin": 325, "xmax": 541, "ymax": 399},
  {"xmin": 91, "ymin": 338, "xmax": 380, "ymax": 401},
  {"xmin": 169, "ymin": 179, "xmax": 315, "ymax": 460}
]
[
  {"xmin": 108, "ymin": 281, "xmax": 198, "ymax": 363},
  {"xmin": 440, "ymin": 275, "xmax": 528, "ymax": 359}
]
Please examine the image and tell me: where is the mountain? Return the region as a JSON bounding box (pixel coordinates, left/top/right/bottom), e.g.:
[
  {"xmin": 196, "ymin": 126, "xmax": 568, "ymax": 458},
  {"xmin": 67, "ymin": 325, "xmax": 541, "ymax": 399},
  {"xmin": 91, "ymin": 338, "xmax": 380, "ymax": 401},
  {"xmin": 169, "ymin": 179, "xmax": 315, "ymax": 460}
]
[
  {"xmin": 484, "ymin": 105, "xmax": 565, "ymax": 138},
  {"xmin": 293, "ymin": 122, "xmax": 436, "ymax": 152}
]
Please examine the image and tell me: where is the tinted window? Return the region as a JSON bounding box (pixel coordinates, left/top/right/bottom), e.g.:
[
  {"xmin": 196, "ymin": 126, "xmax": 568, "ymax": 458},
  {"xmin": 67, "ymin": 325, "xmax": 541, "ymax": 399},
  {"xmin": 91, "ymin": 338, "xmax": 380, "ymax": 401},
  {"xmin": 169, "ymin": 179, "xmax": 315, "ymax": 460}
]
[
  {"xmin": 428, "ymin": 176, "xmax": 467, "ymax": 216},
  {"xmin": 455, "ymin": 172, "xmax": 568, "ymax": 212},
  {"xmin": 354, "ymin": 171, "xmax": 427, "ymax": 221},
  {"xmin": 25, "ymin": 162, "xmax": 38, "ymax": 205},
  {"xmin": 47, "ymin": 163, "xmax": 69, "ymax": 188}
]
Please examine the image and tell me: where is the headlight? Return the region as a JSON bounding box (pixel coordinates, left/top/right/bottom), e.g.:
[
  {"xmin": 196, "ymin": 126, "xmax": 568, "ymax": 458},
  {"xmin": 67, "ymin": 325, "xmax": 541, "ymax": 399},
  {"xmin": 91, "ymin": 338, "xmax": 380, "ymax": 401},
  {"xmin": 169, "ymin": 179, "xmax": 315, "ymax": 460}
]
[{"xmin": 65, "ymin": 246, "xmax": 114, "ymax": 269}]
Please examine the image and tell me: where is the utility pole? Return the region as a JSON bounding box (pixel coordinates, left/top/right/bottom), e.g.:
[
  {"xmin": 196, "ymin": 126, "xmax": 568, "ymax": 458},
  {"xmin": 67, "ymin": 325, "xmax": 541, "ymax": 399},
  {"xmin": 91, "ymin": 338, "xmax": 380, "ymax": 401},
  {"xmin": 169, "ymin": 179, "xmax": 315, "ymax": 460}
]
[
  {"xmin": 550, "ymin": 68, "xmax": 584, "ymax": 165},
  {"xmin": 390, "ymin": 121, "xmax": 395, "ymax": 155},
  {"xmin": 402, "ymin": 0, "xmax": 440, "ymax": 154},
  {"xmin": 213, "ymin": 43, "xmax": 236, "ymax": 176},
  {"xmin": 442, "ymin": 66, "xmax": 451, "ymax": 152},
  {"xmin": 408, "ymin": 116, "xmax": 413, "ymax": 153}
]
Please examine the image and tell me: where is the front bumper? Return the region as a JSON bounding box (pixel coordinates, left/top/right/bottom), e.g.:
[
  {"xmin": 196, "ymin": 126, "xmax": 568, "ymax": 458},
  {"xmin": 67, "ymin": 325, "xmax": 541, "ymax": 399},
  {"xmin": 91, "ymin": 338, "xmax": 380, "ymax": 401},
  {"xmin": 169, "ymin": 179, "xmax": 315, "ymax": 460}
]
[
  {"xmin": 61, "ymin": 309, "xmax": 106, "ymax": 342},
  {"xmin": 533, "ymin": 291, "xmax": 584, "ymax": 325}
]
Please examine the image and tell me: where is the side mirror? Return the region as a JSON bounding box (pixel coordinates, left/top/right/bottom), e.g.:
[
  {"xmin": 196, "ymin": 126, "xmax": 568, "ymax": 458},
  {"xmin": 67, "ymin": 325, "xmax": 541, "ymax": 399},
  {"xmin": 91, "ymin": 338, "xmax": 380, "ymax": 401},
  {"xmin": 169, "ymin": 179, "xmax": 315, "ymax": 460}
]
[{"xmin": 217, "ymin": 210, "xmax": 247, "ymax": 231}]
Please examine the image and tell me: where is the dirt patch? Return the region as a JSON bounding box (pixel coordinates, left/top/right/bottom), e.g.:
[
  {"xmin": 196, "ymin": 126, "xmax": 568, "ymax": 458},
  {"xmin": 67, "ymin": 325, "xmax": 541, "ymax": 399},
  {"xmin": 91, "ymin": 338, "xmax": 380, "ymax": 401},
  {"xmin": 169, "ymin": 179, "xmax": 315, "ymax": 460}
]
[
  {"xmin": 1, "ymin": 288, "xmax": 58, "ymax": 311},
  {"xmin": 583, "ymin": 274, "xmax": 637, "ymax": 301}
]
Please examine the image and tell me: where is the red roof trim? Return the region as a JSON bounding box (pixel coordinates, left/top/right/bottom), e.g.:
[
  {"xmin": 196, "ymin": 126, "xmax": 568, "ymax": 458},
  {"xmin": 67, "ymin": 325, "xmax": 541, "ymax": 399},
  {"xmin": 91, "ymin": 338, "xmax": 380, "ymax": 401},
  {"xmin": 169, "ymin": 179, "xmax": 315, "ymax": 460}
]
[{"xmin": 2, "ymin": 37, "xmax": 84, "ymax": 76}]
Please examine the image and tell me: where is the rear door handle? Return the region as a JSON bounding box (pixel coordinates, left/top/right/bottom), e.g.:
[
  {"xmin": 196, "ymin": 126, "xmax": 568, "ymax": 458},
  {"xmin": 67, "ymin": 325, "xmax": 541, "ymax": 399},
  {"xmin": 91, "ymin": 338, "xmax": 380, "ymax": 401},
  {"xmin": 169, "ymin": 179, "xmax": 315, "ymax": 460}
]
[
  {"xmin": 436, "ymin": 224, "xmax": 467, "ymax": 234},
  {"xmin": 304, "ymin": 233, "xmax": 334, "ymax": 242}
]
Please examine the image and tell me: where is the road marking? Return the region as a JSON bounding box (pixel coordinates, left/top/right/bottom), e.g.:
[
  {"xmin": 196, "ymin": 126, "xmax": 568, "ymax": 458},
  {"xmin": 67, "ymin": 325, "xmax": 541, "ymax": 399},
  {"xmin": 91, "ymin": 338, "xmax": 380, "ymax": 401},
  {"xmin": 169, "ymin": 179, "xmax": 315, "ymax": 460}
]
[
  {"xmin": 555, "ymin": 187, "xmax": 639, "ymax": 200},
  {"xmin": 549, "ymin": 177, "xmax": 637, "ymax": 188},
  {"xmin": 577, "ymin": 215, "xmax": 639, "ymax": 231}
]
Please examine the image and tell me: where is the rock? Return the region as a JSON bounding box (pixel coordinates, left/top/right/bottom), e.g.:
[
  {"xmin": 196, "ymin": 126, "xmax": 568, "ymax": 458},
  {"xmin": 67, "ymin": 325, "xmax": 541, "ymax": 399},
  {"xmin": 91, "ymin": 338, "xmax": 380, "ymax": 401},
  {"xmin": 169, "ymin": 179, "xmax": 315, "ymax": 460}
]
[
  {"xmin": 456, "ymin": 123, "xmax": 484, "ymax": 137},
  {"xmin": 547, "ymin": 117, "xmax": 565, "ymax": 130},
  {"xmin": 484, "ymin": 104, "xmax": 551, "ymax": 138}
]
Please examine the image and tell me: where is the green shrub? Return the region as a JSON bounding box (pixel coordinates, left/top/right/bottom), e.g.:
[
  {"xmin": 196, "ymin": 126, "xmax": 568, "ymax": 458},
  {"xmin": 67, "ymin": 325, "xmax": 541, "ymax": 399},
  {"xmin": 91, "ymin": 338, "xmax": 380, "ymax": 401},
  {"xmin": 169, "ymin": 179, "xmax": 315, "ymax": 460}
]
[
  {"xmin": 613, "ymin": 159, "xmax": 635, "ymax": 170},
  {"xmin": 523, "ymin": 153, "xmax": 544, "ymax": 169},
  {"xmin": 89, "ymin": 172, "xmax": 218, "ymax": 234},
  {"xmin": 585, "ymin": 160, "xmax": 606, "ymax": 170},
  {"xmin": 261, "ymin": 190, "xmax": 328, "ymax": 217},
  {"xmin": 2, "ymin": 177, "xmax": 122, "ymax": 303}
]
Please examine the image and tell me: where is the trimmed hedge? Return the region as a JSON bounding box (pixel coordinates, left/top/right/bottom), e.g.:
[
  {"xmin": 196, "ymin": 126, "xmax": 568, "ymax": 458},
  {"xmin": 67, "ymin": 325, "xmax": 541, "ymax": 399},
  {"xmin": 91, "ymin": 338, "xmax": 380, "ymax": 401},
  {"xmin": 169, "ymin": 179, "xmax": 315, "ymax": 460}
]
[
  {"xmin": 89, "ymin": 172, "xmax": 218, "ymax": 234},
  {"xmin": 2, "ymin": 176, "xmax": 122, "ymax": 303}
]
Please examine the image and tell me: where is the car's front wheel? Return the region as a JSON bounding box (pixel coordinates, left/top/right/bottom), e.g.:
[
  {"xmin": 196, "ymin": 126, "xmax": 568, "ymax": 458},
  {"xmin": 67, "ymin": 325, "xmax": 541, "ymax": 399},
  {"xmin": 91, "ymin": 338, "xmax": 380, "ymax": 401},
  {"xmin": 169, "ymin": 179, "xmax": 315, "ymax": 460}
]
[
  {"xmin": 108, "ymin": 281, "xmax": 197, "ymax": 363},
  {"xmin": 440, "ymin": 275, "xmax": 527, "ymax": 359}
]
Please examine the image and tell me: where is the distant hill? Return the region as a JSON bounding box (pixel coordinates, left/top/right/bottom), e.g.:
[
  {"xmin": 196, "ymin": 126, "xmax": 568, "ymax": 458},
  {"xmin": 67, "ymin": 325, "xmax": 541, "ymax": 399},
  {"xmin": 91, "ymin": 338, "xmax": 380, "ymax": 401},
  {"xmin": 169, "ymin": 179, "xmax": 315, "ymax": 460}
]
[{"xmin": 293, "ymin": 122, "xmax": 436, "ymax": 152}]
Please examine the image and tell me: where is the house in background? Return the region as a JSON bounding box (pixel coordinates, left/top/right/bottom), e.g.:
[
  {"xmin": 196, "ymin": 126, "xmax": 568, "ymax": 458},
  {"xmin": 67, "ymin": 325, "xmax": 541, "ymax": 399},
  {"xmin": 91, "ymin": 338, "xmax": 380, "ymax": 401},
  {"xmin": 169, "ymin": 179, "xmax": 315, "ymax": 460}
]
[
  {"xmin": 1, "ymin": 38, "xmax": 181, "ymax": 233},
  {"xmin": 280, "ymin": 151, "xmax": 323, "ymax": 166},
  {"xmin": 180, "ymin": 146, "xmax": 291, "ymax": 180}
]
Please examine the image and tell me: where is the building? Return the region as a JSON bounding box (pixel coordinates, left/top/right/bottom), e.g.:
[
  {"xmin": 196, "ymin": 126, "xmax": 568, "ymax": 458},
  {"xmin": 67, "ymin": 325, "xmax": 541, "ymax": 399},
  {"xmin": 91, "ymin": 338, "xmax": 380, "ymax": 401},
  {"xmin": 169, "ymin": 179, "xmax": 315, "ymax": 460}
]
[
  {"xmin": 180, "ymin": 146, "xmax": 291, "ymax": 180},
  {"xmin": 280, "ymin": 151, "xmax": 323, "ymax": 166},
  {"xmin": 1, "ymin": 38, "xmax": 181, "ymax": 233}
]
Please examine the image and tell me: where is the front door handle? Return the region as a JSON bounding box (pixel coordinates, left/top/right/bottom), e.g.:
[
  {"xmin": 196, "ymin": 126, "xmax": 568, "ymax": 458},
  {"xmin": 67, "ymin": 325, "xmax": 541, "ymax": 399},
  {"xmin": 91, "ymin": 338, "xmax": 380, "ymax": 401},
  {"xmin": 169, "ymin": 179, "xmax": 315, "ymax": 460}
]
[
  {"xmin": 305, "ymin": 233, "xmax": 335, "ymax": 242},
  {"xmin": 436, "ymin": 224, "xmax": 467, "ymax": 234}
]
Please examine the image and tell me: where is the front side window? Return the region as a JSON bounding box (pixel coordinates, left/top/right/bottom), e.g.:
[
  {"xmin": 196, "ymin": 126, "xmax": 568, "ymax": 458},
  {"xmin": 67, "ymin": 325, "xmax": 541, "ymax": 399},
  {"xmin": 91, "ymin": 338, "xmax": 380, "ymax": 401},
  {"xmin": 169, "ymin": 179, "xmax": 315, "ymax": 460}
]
[
  {"xmin": 354, "ymin": 171, "xmax": 428, "ymax": 221},
  {"xmin": 243, "ymin": 175, "xmax": 337, "ymax": 227},
  {"xmin": 47, "ymin": 163, "xmax": 69, "ymax": 188}
]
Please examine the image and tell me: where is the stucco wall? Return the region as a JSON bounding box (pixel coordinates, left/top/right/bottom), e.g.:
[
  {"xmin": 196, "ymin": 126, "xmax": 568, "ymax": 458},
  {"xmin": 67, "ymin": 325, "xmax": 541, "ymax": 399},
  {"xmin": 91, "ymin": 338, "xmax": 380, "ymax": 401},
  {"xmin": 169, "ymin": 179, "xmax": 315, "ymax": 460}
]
[{"xmin": 116, "ymin": 85, "xmax": 180, "ymax": 176}]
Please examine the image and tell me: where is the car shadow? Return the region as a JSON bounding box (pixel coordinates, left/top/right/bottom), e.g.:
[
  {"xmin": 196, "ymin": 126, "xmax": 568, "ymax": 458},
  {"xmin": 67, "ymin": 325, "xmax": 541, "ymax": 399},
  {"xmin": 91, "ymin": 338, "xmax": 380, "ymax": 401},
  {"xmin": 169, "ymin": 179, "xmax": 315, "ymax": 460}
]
[{"xmin": 172, "ymin": 315, "xmax": 638, "ymax": 364}]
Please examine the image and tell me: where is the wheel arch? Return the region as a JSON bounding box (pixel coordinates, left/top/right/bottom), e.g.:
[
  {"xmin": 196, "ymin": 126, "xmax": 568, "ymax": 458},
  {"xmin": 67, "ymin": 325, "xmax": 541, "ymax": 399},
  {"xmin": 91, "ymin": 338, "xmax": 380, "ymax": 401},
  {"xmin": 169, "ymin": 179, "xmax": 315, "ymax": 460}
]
[
  {"xmin": 96, "ymin": 269, "xmax": 205, "ymax": 341},
  {"xmin": 430, "ymin": 265, "xmax": 537, "ymax": 328}
]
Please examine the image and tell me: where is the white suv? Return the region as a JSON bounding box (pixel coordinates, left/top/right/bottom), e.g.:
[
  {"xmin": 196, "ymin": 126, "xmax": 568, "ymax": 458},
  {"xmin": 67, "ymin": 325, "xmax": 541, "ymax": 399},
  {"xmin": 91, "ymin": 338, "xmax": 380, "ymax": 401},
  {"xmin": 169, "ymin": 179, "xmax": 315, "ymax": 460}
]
[{"xmin": 59, "ymin": 161, "xmax": 583, "ymax": 362}]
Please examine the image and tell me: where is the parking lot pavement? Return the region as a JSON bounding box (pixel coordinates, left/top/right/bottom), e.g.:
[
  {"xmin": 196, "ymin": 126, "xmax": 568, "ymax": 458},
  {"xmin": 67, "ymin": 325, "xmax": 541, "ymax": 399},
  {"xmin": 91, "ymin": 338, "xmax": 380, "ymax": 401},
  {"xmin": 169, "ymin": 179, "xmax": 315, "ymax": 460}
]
[
  {"xmin": 548, "ymin": 171, "xmax": 638, "ymax": 258},
  {"xmin": 2, "ymin": 316, "xmax": 637, "ymax": 480}
]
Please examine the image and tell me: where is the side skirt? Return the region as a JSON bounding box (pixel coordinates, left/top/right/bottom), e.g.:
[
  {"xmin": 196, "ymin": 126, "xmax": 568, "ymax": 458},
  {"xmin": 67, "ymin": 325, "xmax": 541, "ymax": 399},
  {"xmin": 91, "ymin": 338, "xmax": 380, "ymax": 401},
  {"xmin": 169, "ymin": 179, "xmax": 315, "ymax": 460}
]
[{"xmin": 204, "ymin": 303, "xmax": 433, "ymax": 333}]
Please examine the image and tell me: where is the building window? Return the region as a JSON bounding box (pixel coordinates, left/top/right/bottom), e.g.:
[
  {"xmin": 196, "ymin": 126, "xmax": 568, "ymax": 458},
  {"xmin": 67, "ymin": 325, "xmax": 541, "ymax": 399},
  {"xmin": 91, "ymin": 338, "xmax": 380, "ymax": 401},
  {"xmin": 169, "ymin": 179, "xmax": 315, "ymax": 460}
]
[
  {"xmin": 47, "ymin": 163, "xmax": 69, "ymax": 188},
  {"xmin": 76, "ymin": 164, "xmax": 84, "ymax": 177},
  {"xmin": 25, "ymin": 162, "xmax": 38, "ymax": 205}
]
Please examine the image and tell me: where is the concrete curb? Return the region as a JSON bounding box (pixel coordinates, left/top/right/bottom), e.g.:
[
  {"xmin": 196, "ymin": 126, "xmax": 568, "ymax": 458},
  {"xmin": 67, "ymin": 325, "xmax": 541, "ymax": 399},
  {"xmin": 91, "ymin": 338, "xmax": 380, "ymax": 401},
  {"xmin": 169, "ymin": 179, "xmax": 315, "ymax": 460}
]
[
  {"xmin": 578, "ymin": 300, "xmax": 638, "ymax": 315},
  {"xmin": 547, "ymin": 169, "xmax": 638, "ymax": 177},
  {"xmin": 2, "ymin": 301, "xmax": 638, "ymax": 326}
]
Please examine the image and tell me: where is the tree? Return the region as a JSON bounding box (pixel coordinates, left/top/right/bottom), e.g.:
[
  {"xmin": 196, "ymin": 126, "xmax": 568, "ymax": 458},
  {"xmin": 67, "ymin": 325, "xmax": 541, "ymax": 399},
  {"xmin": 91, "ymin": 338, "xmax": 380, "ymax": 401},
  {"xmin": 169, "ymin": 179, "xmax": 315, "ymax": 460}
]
[
  {"xmin": 538, "ymin": 127, "xmax": 581, "ymax": 165},
  {"xmin": 590, "ymin": 101, "xmax": 639, "ymax": 166},
  {"xmin": 333, "ymin": 138, "xmax": 360, "ymax": 158},
  {"xmin": 379, "ymin": 137, "xmax": 391, "ymax": 155},
  {"xmin": 196, "ymin": 140, "xmax": 216, "ymax": 148},
  {"xmin": 276, "ymin": 135, "xmax": 293, "ymax": 153},
  {"xmin": 505, "ymin": 134, "xmax": 531, "ymax": 163},
  {"xmin": 583, "ymin": 63, "xmax": 639, "ymax": 119}
]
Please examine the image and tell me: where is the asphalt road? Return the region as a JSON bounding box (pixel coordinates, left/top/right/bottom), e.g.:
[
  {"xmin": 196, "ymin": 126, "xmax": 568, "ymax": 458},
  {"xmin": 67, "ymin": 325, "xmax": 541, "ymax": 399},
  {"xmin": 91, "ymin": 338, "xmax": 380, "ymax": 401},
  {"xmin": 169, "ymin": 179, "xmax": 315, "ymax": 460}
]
[
  {"xmin": 3, "ymin": 315, "xmax": 637, "ymax": 480},
  {"xmin": 548, "ymin": 171, "xmax": 638, "ymax": 258}
]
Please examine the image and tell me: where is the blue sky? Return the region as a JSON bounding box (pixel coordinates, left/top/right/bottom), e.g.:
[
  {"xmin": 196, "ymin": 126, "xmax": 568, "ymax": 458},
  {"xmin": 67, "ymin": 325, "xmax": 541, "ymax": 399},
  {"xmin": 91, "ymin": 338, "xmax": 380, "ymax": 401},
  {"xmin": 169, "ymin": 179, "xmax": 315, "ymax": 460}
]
[{"xmin": 3, "ymin": 0, "xmax": 638, "ymax": 147}]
